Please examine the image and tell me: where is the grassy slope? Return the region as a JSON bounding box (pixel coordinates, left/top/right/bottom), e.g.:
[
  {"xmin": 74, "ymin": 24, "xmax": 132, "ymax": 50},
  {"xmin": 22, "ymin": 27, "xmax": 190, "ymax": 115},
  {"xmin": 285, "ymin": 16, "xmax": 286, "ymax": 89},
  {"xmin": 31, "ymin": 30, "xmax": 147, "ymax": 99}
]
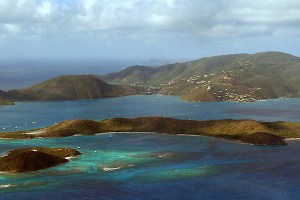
[
  {"xmin": 6, "ymin": 75, "xmax": 148, "ymax": 101},
  {"xmin": 100, "ymin": 52, "xmax": 300, "ymax": 101},
  {"xmin": 2, "ymin": 117, "xmax": 300, "ymax": 142}
]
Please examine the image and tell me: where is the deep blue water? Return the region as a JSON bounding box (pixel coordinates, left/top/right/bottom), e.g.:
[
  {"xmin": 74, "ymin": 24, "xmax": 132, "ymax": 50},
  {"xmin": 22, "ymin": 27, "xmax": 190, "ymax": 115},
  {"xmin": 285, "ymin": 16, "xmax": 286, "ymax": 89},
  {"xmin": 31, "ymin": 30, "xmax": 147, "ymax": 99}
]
[
  {"xmin": 1, "ymin": 95, "xmax": 300, "ymax": 132},
  {"xmin": 1, "ymin": 95, "xmax": 300, "ymax": 200}
]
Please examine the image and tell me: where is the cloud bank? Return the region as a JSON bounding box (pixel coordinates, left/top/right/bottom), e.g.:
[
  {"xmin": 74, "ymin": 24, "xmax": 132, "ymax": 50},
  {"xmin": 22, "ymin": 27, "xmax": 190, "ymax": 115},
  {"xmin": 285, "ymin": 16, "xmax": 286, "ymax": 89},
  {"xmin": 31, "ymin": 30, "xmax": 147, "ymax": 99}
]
[{"xmin": 0, "ymin": 0, "xmax": 299, "ymax": 60}]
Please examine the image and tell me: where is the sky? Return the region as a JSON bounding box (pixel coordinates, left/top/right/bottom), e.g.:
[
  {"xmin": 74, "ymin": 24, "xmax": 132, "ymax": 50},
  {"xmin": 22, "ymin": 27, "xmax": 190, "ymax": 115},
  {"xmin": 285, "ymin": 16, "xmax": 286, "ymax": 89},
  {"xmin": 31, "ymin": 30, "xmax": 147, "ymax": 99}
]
[{"xmin": 0, "ymin": 0, "xmax": 300, "ymax": 88}]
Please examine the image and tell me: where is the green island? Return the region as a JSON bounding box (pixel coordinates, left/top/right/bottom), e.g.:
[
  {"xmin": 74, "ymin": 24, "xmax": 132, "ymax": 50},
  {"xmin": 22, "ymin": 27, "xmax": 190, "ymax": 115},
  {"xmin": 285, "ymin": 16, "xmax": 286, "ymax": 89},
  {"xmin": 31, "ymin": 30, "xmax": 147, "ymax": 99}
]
[
  {"xmin": 2, "ymin": 117, "xmax": 300, "ymax": 145},
  {"xmin": 0, "ymin": 147, "xmax": 81, "ymax": 173}
]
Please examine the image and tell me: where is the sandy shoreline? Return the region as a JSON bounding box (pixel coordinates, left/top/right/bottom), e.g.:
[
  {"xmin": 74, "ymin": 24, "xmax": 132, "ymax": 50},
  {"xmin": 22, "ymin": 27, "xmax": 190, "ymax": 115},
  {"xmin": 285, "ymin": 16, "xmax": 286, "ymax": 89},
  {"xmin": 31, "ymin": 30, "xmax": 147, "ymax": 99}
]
[
  {"xmin": 176, "ymin": 134, "xmax": 205, "ymax": 137},
  {"xmin": 95, "ymin": 132, "xmax": 157, "ymax": 135},
  {"xmin": 25, "ymin": 130, "xmax": 46, "ymax": 135},
  {"xmin": 286, "ymin": 138, "xmax": 300, "ymax": 140}
]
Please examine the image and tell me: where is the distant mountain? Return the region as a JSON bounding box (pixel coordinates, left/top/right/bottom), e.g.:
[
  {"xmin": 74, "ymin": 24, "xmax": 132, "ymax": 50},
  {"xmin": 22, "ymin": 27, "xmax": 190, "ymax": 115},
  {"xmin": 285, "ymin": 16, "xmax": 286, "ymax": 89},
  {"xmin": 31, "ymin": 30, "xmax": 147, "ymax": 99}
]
[
  {"xmin": 100, "ymin": 52, "xmax": 300, "ymax": 102},
  {"xmin": 5, "ymin": 75, "xmax": 153, "ymax": 102}
]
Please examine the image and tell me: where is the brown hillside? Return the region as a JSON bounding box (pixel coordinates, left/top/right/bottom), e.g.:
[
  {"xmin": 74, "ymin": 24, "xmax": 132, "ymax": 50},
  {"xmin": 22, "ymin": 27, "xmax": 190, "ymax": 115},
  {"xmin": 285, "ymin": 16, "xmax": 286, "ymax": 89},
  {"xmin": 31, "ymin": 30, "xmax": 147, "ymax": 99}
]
[
  {"xmin": 2, "ymin": 117, "xmax": 299, "ymax": 145},
  {"xmin": 0, "ymin": 147, "xmax": 80, "ymax": 173}
]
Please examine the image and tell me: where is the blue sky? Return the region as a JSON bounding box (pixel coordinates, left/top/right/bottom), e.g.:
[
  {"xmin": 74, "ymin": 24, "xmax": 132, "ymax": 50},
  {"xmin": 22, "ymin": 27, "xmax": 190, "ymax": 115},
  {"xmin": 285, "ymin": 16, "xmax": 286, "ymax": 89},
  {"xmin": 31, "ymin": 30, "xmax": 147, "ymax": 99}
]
[{"xmin": 0, "ymin": 0, "xmax": 300, "ymax": 63}]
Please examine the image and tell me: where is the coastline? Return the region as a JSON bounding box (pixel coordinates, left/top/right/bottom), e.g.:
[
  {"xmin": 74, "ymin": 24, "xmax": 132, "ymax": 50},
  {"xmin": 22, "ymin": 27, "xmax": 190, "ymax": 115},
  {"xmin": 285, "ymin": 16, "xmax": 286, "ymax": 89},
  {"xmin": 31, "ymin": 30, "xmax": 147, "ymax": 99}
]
[
  {"xmin": 177, "ymin": 133, "xmax": 292, "ymax": 146},
  {"xmin": 0, "ymin": 130, "xmax": 297, "ymax": 147},
  {"xmin": 95, "ymin": 131, "xmax": 157, "ymax": 135},
  {"xmin": 0, "ymin": 95, "xmax": 297, "ymax": 107},
  {"xmin": 285, "ymin": 138, "xmax": 300, "ymax": 140},
  {"xmin": 0, "ymin": 117, "xmax": 295, "ymax": 146}
]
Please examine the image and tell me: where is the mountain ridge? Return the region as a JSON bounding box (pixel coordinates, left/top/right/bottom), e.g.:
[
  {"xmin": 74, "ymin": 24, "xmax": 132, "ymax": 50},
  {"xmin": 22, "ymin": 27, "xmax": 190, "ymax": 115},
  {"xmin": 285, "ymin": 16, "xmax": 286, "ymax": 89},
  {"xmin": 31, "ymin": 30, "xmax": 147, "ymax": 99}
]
[
  {"xmin": 100, "ymin": 51, "xmax": 300, "ymax": 102},
  {"xmin": 1, "ymin": 51, "xmax": 300, "ymax": 104}
]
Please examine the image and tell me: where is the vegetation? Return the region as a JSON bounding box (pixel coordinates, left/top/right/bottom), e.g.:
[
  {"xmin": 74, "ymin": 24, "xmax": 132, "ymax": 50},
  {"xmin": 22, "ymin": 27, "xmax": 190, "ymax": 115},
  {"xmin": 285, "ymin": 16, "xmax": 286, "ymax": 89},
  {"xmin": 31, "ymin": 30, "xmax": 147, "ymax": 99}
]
[
  {"xmin": 0, "ymin": 90, "xmax": 14, "ymax": 105},
  {"xmin": 240, "ymin": 132, "xmax": 287, "ymax": 146},
  {"xmin": 2, "ymin": 117, "xmax": 299, "ymax": 145},
  {"xmin": 5, "ymin": 75, "xmax": 155, "ymax": 102},
  {"xmin": 0, "ymin": 147, "xmax": 81, "ymax": 173},
  {"xmin": 100, "ymin": 52, "xmax": 300, "ymax": 102},
  {"xmin": 1, "ymin": 51, "xmax": 300, "ymax": 104},
  {"xmin": 8, "ymin": 147, "xmax": 81, "ymax": 157},
  {"xmin": 0, "ymin": 97, "xmax": 14, "ymax": 105}
]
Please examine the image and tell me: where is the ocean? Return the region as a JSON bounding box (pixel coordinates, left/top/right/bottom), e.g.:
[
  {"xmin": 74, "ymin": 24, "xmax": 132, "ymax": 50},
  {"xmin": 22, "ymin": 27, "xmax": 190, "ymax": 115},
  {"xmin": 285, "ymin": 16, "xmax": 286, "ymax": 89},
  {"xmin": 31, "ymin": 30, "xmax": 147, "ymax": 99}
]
[{"xmin": 1, "ymin": 95, "xmax": 300, "ymax": 200}]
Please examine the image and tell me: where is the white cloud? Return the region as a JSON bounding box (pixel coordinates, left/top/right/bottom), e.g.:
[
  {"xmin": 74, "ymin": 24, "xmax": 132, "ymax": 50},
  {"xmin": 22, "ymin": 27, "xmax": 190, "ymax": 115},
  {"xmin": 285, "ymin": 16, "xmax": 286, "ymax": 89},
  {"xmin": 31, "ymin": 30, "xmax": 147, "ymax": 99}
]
[
  {"xmin": 4, "ymin": 24, "xmax": 21, "ymax": 34},
  {"xmin": 36, "ymin": 1, "xmax": 53, "ymax": 18},
  {"xmin": 0, "ymin": 0, "xmax": 299, "ymax": 53}
]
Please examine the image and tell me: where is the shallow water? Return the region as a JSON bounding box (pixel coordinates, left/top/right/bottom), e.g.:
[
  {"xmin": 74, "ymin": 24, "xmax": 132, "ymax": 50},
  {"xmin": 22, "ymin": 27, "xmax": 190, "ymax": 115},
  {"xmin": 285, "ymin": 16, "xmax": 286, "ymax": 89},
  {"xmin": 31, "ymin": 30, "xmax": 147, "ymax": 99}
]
[
  {"xmin": 1, "ymin": 95, "xmax": 300, "ymax": 199},
  {"xmin": 0, "ymin": 133, "xmax": 300, "ymax": 200}
]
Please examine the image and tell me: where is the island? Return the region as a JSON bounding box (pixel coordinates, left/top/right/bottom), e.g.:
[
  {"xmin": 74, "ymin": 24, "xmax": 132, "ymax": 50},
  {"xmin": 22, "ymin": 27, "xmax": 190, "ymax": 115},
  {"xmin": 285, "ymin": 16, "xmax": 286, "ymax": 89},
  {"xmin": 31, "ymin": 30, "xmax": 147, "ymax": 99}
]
[
  {"xmin": 0, "ymin": 147, "xmax": 81, "ymax": 173},
  {"xmin": 1, "ymin": 117, "xmax": 299, "ymax": 145}
]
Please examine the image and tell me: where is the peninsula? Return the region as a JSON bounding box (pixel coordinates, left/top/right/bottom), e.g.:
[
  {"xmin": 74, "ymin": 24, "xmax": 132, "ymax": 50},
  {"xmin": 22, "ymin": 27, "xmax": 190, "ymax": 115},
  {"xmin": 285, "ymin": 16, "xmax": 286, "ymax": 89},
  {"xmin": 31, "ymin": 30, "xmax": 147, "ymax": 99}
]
[
  {"xmin": 2, "ymin": 117, "xmax": 299, "ymax": 145},
  {"xmin": 0, "ymin": 75, "xmax": 156, "ymax": 104},
  {"xmin": 100, "ymin": 52, "xmax": 300, "ymax": 102}
]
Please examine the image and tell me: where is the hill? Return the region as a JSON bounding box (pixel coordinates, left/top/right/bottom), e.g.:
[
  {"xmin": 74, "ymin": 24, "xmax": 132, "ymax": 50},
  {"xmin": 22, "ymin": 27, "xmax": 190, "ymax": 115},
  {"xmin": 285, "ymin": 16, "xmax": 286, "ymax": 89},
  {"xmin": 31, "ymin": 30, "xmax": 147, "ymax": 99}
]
[
  {"xmin": 0, "ymin": 147, "xmax": 81, "ymax": 173},
  {"xmin": 0, "ymin": 90, "xmax": 14, "ymax": 105},
  {"xmin": 5, "ymin": 75, "xmax": 154, "ymax": 102},
  {"xmin": 100, "ymin": 52, "xmax": 300, "ymax": 102},
  {"xmin": 2, "ymin": 117, "xmax": 300, "ymax": 145}
]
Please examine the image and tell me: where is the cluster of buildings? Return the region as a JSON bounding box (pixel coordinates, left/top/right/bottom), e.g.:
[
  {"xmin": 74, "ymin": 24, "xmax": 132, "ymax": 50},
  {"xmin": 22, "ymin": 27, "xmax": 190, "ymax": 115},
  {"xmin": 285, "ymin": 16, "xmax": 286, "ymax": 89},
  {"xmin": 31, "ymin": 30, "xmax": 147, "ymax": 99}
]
[{"xmin": 161, "ymin": 68, "xmax": 261, "ymax": 102}]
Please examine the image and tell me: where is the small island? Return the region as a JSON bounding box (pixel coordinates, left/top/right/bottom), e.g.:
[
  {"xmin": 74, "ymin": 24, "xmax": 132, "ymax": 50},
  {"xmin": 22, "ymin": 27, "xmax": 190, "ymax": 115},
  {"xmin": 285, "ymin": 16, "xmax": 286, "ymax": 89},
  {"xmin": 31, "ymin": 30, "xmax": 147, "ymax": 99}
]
[
  {"xmin": 0, "ymin": 147, "xmax": 81, "ymax": 173},
  {"xmin": 1, "ymin": 117, "xmax": 299, "ymax": 146}
]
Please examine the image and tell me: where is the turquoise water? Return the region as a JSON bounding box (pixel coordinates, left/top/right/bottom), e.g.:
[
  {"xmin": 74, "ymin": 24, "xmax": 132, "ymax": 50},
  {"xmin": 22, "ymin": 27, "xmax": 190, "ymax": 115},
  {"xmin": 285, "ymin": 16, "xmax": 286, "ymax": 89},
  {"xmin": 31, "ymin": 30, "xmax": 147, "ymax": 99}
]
[
  {"xmin": 1, "ymin": 95, "xmax": 300, "ymax": 199},
  {"xmin": 1, "ymin": 134, "xmax": 300, "ymax": 200}
]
